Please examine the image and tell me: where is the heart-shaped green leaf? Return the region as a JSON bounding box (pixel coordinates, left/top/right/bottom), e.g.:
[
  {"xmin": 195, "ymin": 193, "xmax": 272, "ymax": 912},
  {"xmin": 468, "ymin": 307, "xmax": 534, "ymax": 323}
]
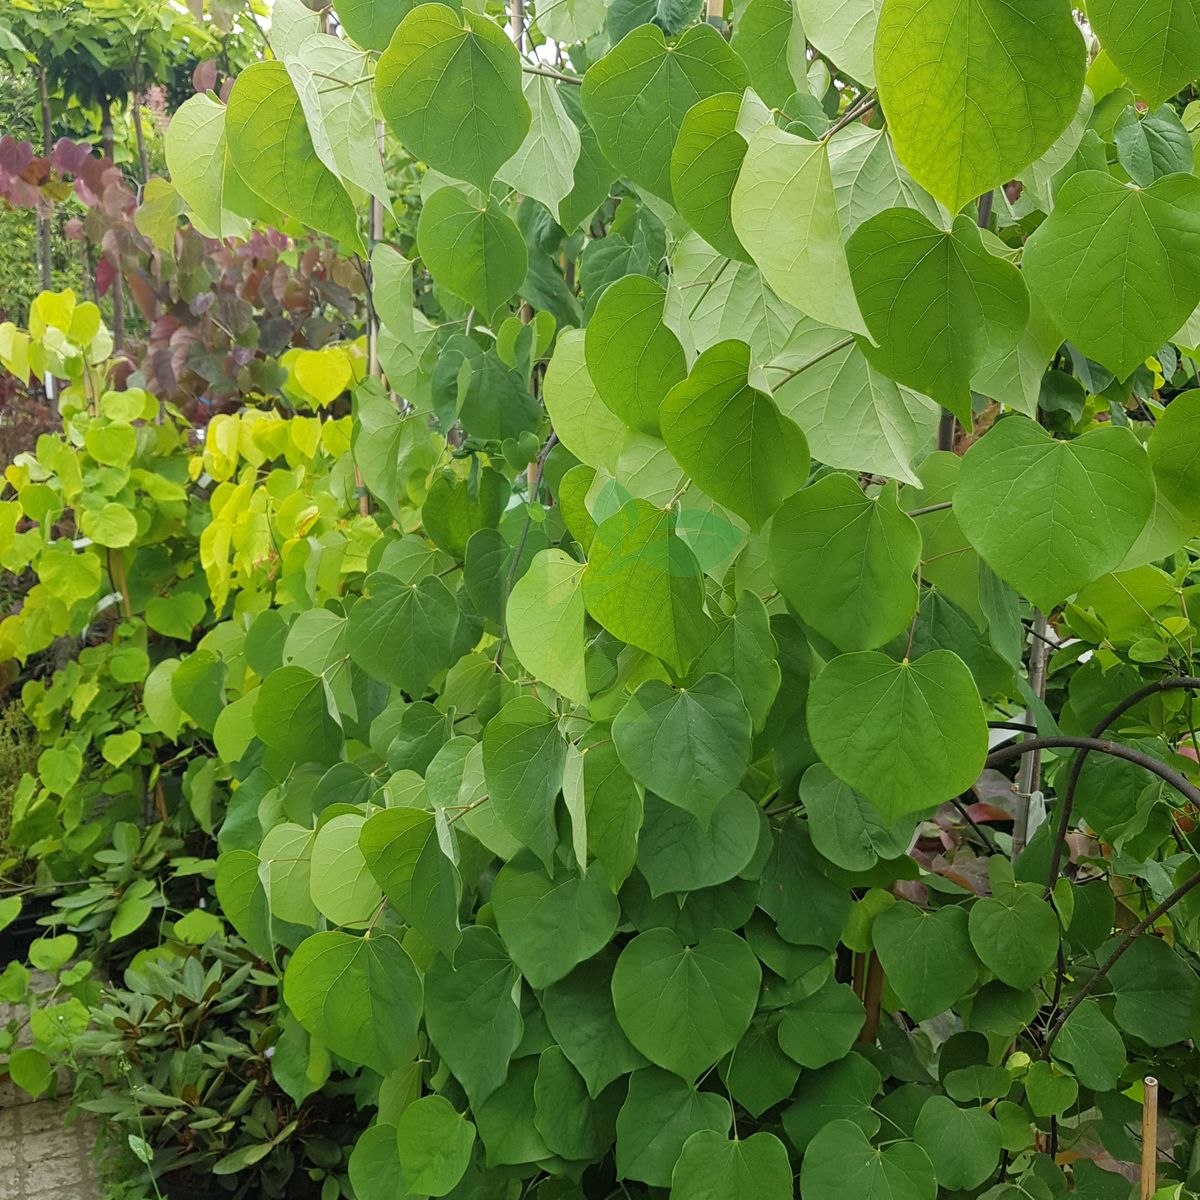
[
  {"xmin": 873, "ymin": 903, "xmax": 978, "ymax": 1019},
  {"xmin": 769, "ymin": 474, "xmax": 920, "ymax": 651},
  {"xmin": 875, "ymin": 0, "xmax": 1085, "ymax": 211},
  {"xmin": 801, "ymin": 1119, "xmax": 936, "ymax": 1200},
  {"xmin": 954, "ymin": 415, "xmax": 1156, "ymax": 610},
  {"xmin": 376, "ymin": 4, "xmax": 529, "ymax": 189},
  {"xmin": 669, "ymin": 1130, "xmax": 793, "ymax": 1199},
  {"xmin": 808, "ymin": 651, "xmax": 988, "ymax": 819},
  {"xmin": 1022, "ymin": 171, "xmax": 1200, "ymax": 379},
  {"xmin": 612, "ymin": 927, "xmax": 761, "ymax": 1080},
  {"xmin": 847, "ymin": 210, "xmax": 1029, "ymax": 420},
  {"xmin": 613, "ymin": 675, "xmax": 752, "ymax": 827},
  {"xmin": 662, "ymin": 340, "xmax": 809, "ymax": 532},
  {"xmin": 581, "ymin": 23, "xmax": 747, "ymax": 204}
]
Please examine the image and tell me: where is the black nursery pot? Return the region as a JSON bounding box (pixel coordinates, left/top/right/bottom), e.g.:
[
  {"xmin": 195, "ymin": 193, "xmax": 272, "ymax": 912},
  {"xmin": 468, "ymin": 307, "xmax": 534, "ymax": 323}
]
[{"xmin": 0, "ymin": 890, "xmax": 58, "ymax": 966}]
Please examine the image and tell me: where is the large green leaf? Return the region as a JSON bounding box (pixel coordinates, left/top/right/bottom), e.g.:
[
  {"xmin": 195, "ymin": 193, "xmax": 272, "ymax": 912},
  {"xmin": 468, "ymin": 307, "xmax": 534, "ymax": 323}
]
[
  {"xmin": 796, "ymin": 0, "xmax": 878, "ymax": 86},
  {"xmin": 348, "ymin": 573, "xmax": 459, "ymax": 698},
  {"xmin": 283, "ymin": 932, "xmax": 422, "ymax": 1075},
  {"xmin": 338, "ymin": 0, "xmax": 433, "ymax": 50},
  {"xmin": 543, "ymin": 949, "xmax": 648, "ymax": 1097},
  {"xmin": 801, "ymin": 1119, "xmax": 936, "ymax": 1200},
  {"xmin": 582, "ymin": 499, "xmax": 714, "ymax": 673},
  {"xmin": 760, "ymin": 819, "xmax": 851, "ymax": 949},
  {"xmin": 827, "ymin": 123, "xmax": 940, "ymax": 236},
  {"xmin": 913, "ymin": 1097, "xmax": 1002, "ymax": 1191},
  {"xmin": 537, "ymin": 0, "xmax": 605, "ymax": 42},
  {"xmin": 613, "ymin": 675, "xmax": 752, "ymax": 827},
  {"xmin": 782, "ymin": 1054, "xmax": 881, "ymax": 1151},
  {"xmin": 874, "ymin": 0, "xmax": 1085, "ymax": 211},
  {"xmin": 1115, "ymin": 105, "xmax": 1194, "ymax": 187},
  {"xmin": 1089, "ymin": 0, "xmax": 1200, "ymax": 107},
  {"xmin": 542, "ymin": 328, "xmax": 624, "ymax": 472},
  {"xmin": 872, "ymin": 902, "xmax": 977, "ymax": 1019},
  {"xmin": 395, "ymin": 1095, "xmax": 475, "ymax": 1197},
  {"xmin": 1148, "ymin": 389, "xmax": 1200, "ymax": 524},
  {"xmin": 800, "ymin": 763, "xmax": 912, "ymax": 872},
  {"xmin": 968, "ymin": 872, "xmax": 1059, "ymax": 991},
  {"xmin": 253, "ymin": 666, "xmax": 343, "ymax": 765},
  {"xmin": 661, "ymin": 340, "xmax": 808, "ymax": 531},
  {"xmin": 670, "ymin": 92, "xmax": 760, "ymax": 262},
  {"xmin": 732, "ymin": 0, "xmax": 805, "ymax": 108},
  {"xmin": 506, "ymin": 549, "xmax": 589, "ymax": 705},
  {"xmin": 773, "ymin": 325, "xmax": 938, "ymax": 487},
  {"xmin": 416, "ymin": 186, "xmax": 527, "ymax": 316},
  {"xmin": 491, "ymin": 858, "xmax": 619, "ymax": 987},
  {"xmin": 164, "ymin": 94, "xmax": 250, "ymax": 240},
  {"xmin": 285, "ymin": 33, "xmax": 391, "ymax": 209},
  {"xmin": 954, "ymin": 415, "xmax": 1156, "ymax": 610},
  {"xmin": 694, "ymin": 591, "xmax": 780, "ymax": 733},
  {"xmin": 807, "ymin": 651, "xmax": 988, "ymax": 818},
  {"xmin": 424, "ymin": 926, "xmax": 523, "ymax": 1105},
  {"xmin": 533, "ymin": 1046, "xmax": 622, "ymax": 1161},
  {"xmin": 585, "ymin": 274, "xmax": 686, "ymax": 436},
  {"xmin": 581, "ymin": 23, "xmax": 748, "ymax": 204},
  {"xmin": 226, "ymin": 62, "xmax": 363, "ymax": 252},
  {"xmin": 309, "ymin": 813, "xmax": 382, "ymax": 928},
  {"xmin": 769, "ymin": 475, "xmax": 920, "ymax": 651},
  {"xmin": 777, "ymin": 978, "xmax": 865, "ymax": 1068},
  {"xmin": 612, "ymin": 927, "xmax": 761, "ymax": 1080},
  {"xmin": 1105, "ymin": 933, "xmax": 1198, "ymax": 1047},
  {"xmin": 497, "ymin": 72, "xmax": 582, "ymax": 220},
  {"xmin": 1052, "ymin": 1000, "xmax": 1127, "ymax": 1091},
  {"xmin": 359, "ymin": 806, "xmax": 463, "ymax": 959},
  {"xmin": 637, "ymin": 790, "xmax": 762, "ymax": 896},
  {"xmin": 846, "ymin": 210, "xmax": 1028, "ymax": 420},
  {"xmin": 667, "ymin": 234, "xmax": 800, "ymax": 364},
  {"xmin": 376, "ymin": 4, "xmax": 529, "ymax": 189},
  {"xmin": 616, "ymin": 1068, "xmax": 732, "ymax": 1187},
  {"xmin": 347, "ymin": 1124, "xmax": 404, "ymax": 1200},
  {"xmin": 1021, "ymin": 171, "xmax": 1200, "ymax": 379},
  {"xmin": 669, "ymin": 1130, "xmax": 793, "ymax": 1200},
  {"xmin": 732, "ymin": 123, "xmax": 869, "ymax": 335},
  {"xmin": 482, "ymin": 695, "xmax": 566, "ymax": 870}
]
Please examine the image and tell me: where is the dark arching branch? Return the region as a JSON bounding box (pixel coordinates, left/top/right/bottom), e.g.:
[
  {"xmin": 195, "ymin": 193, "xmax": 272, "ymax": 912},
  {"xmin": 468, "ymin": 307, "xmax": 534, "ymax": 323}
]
[{"xmin": 1041, "ymin": 677, "xmax": 1200, "ymax": 892}]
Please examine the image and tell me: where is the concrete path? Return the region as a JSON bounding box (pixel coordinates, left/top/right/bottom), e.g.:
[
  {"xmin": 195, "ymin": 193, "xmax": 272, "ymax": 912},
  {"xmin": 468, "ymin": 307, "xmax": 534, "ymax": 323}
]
[
  {"xmin": 0, "ymin": 972, "xmax": 101, "ymax": 1199},
  {"xmin": 0, "ymin": 1079, "xmax": 100, "ymax": 1200}
]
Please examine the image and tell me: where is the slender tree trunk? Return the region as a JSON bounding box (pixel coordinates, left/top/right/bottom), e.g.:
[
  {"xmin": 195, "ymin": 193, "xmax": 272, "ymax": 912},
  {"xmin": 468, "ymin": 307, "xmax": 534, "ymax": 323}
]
[
  {"xmin": 1013, "ymin": 608, "xmax": 1050, "ymax": 858},
  {"xmin": 509, "ymin": 0, "xmax": 523, "ymax": 51},
  {"xmin": 131, "ymin": 91, "xmax": 150, "ymax": 185},
  {"xmin": 37, "ymin": 62, "xmax": 56, "ymax": 408},
  {"xmin": 101, "ymin": 109, "xmax": 126, "ymax": 352}
]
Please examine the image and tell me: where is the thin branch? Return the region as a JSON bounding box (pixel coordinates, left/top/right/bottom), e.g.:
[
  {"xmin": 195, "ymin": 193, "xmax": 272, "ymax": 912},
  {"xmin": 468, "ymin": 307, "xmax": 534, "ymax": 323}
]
[
  {"xmin": 766, "ymin": 336, "xmax": 856, "ymax": 389},
  {"xmin": 906, "ymin": 500, "xmax": 953, "ymax": 518},
  {"xmin": 1014, "ymin": 609, "xmax": 1050, "ymax": 857},
  {"xmin": 522, "ymin": 63, "xmax": 582, "ymax": 84},
  {"xmin": 1042, "ymin": 676, "xmax": 1200, "ymax": 894},
  {"xmin": 823, "ymin": 89, "xmax": 877, "ymax": 138},
  {"xmin": 1042, "ymin": 867, "xmax": 1200, "ymax": 1054},
  {"xmin": 986, "ymin": 735, "xmax": 1200, "ymax": 809}
]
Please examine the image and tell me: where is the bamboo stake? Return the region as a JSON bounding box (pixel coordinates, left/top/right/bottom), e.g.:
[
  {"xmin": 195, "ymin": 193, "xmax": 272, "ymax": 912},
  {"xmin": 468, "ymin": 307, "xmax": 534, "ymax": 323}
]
[{"xmin": 1141, "ymin": 1075, "xmax": 1159, "ymax": 1200}]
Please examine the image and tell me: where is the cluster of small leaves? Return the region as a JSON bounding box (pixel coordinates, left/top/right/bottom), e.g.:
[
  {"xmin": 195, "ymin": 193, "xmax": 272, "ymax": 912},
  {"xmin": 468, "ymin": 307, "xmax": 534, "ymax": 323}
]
[
  {"xmin": 0, "ymin": 132, "xmax": 377, "ymax": 412},
  {"xmin": 10, "ymin": 0, "xmax": 1200, "ymax": 1197}
]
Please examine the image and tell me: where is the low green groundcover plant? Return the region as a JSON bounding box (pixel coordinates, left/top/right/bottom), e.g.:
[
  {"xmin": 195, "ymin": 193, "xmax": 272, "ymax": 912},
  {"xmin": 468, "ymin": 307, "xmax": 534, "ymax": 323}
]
[{"xmin": 6, "ymin": 0, "xmax": 1200, "ymax": 1197}]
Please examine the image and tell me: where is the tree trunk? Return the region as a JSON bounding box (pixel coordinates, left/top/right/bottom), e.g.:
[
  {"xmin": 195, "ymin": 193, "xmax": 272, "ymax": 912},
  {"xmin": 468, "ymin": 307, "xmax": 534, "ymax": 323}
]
[
  {"xmin": 101, "ymin": 110, "xmax": 126, "ymax": 352},
  {"xmin": 37, "ymin": 63, "xmax": 56, "ymax": 407},
  {"xmin": 131, "ymin": 91, "xmax": 150, "ymax": 184}
]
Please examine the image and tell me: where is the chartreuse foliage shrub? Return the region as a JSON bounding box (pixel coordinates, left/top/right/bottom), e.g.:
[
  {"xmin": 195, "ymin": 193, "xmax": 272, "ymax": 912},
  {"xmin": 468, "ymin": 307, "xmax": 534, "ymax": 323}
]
[{"xmin": 10, "ymin": 0, "xmax": 1200, "ymax": 1196}]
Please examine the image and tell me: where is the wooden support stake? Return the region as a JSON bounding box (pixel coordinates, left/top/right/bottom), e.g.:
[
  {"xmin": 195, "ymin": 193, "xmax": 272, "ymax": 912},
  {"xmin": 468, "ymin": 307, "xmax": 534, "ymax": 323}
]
[{"xmin": 1141, "ymin": 1075, "xmax": 1159, "ymax": 1200}]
